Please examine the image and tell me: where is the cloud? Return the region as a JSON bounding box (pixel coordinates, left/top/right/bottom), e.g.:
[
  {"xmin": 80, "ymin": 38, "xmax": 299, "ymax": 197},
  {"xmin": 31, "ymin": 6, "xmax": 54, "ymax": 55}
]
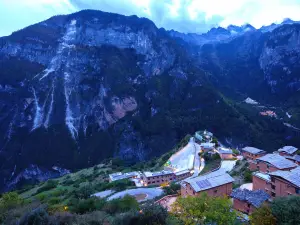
[{"xmin": 1, "ymin": 0, "xmax": 300, "ymax": 36}]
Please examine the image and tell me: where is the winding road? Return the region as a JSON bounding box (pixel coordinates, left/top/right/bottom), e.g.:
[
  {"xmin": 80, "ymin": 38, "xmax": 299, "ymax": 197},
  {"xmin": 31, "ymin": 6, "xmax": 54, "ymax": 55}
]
[{"xmin": 107, "ymin": 187, "xmax": 164, "ymax": 202}]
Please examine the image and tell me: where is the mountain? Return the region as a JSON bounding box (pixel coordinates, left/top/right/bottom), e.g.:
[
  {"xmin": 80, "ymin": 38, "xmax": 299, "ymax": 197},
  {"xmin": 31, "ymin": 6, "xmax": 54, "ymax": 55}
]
[{"xmin": 0, "ymin": 10, "xmax": 300, "ymax": 192}]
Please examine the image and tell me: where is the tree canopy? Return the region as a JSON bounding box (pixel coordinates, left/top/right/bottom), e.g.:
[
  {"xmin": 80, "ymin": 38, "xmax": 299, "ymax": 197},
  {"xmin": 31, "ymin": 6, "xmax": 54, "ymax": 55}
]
[
  {"xmin": 250, "ymin": 204, "xmax": 276, "ymax": 225},
  {"xmin": 271, "ymin": 195, "xmax": 300, "ymax": 225},
  {"xmin": 171, "ymin": 193, "xmax": 236, "ymax": 225}
]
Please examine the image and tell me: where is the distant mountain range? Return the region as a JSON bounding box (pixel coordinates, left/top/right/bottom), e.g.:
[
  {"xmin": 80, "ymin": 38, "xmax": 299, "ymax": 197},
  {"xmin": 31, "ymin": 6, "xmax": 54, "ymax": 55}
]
[{"xmin": 0, "ymin": 10, "xmax": 300, "ymax": 192}]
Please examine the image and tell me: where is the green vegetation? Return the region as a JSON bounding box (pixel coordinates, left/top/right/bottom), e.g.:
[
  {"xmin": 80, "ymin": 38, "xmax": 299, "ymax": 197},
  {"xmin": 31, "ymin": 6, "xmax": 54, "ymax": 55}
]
[
  {"xmin": 163, "ymin": 182, "xmax": 181, "ymax": 195},
  {"xmin": 171, "ymin": 193, "xmax": 237, "ymax": 225},
  {"xmin": 199, "ymin": 152, "xmax": 221, "ymax": 175},
  {"xmin": 250, "ymin": 204, "xmax": 276, "ymax": 225},
  {"xmin": 271, "ymin": 195, "xmax": 300, "ymax": 225}
]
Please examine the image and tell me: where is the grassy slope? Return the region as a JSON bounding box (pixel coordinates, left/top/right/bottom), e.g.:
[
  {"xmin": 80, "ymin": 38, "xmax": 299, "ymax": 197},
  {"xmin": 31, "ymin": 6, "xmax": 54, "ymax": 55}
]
[{"xmin": 16, "ymin": 134, "xmax": 191, "ymax": 209}]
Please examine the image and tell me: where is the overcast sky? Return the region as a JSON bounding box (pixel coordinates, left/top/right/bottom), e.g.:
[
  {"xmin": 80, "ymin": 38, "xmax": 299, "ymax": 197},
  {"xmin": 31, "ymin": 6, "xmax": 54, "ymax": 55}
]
[{"xmin": 1, "ymin": 0, "xmax": 300, "ymax": 36}]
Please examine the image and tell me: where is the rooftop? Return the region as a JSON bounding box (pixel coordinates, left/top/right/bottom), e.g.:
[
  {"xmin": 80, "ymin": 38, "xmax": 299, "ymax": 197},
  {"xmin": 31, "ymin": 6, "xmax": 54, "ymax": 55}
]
[
  {"xmin": 242, "ymin": 147, "xmax": 266, "ymax": 155},
  {"xmin": 257, "ymin": 154, "xmax": 297, "ymax": 169},
  {"xmin": 278, "ymin": 146, "xmax": 298, "ymax": 155},
  {"xmin": 231, "ymin": 189, "xmax": 270, "ymax": 208},
  {"xmin": 270, "ymin": 166, "xmax": 300, "ymax": 188},
  {"xmin": 184, "ymin": 169, "xmax": 234, "ymax": 193},
  {"xmin": 175, "ymin": 169, "xmax": 191, "ymax": 176},
  {"xmin": 109, "ymin": 171, "xmax": 140, "ymax": 181},
  {"xmin": 201, "ymin": 143, "xmax": 215, "ymax": 148},
  {"xmin": 143, "ymin": 170, "xmax": 174, "ymax": 178},
  {"xmin": 285, "ymin": 155, "xmax": 300, "ymax": 163},
  {"xmin": 218, "ymin": 147, "xmax": 233, "ymax": 154},
  {"xmin": 253, "ymin": 172, "xmax": 271, "ymax": 182}
]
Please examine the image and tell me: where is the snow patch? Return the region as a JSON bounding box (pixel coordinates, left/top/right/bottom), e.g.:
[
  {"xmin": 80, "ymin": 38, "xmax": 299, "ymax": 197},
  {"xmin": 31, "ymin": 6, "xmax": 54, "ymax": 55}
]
[{"xmin": 245, "ymin": 97, "xmax": 258, "ymax": 105}]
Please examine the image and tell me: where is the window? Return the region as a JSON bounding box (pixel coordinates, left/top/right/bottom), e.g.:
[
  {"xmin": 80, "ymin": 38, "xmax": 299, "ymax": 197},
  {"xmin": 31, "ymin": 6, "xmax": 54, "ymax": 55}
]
[
  {"xmin": 271, "ymin": 185, "xmax": 275, "ymax": 190},
  {"xmin": 267, "ymin": 164, "xmax": 270, "ymax": 169},
  {"xmin": 214, "ymin": 190, "xmax": 218, "ymax": 193},
  {"xmin": 271, "ymin": 192, "xmax": 276, "ymax": 197},
  {"xmin": 271, "ymin": 177, "xmax": 275, "ymax": 182},
  {"xmin": 247, "ymin": 203, "xmax": 251, "ymax": 208},
  {"xmin": 296, "ymin": 188, "xmax": 300, "ymax": 194}
]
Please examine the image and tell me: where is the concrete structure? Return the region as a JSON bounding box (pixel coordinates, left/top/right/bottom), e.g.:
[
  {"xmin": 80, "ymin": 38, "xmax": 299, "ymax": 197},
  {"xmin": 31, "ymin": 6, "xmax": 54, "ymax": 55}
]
[
  {"xmin": 231, "ymin": 189, "xmax": 270, "ymax": 214},
  {"xmin": 200, "ymin": 143, "xmax": 215, "ymax": 152},
  {"xmin": 195, "ymin": 130, "xmax": 213, "ymax": 143},
  {"xmin": 253, "ymin": 167, "xmax": 300, "ymax": 198},
  {"xmin": 181, "ymin": 169, "xmax": 234, "ymax": 197},
  {"xmin": 252, "ymin": 154, "xmax": 297, "ymax": 173},
  {"xmin": 217, "ymin": 147, "xmax": 233, "ymax": 159},
  {"xmin": 109, "ymin": 171, "xmax": 140, "ymax": 182},
  {"xmin": 241, "ymin": 147, "xmax": 266, "ymax": 161},
  {"xmin": 142, "ymin": 171, "xmax": 175, "ymax": 186},
  {"xmin": 278, "ymin": 146, "xmax": 298, "ymax": 156}
]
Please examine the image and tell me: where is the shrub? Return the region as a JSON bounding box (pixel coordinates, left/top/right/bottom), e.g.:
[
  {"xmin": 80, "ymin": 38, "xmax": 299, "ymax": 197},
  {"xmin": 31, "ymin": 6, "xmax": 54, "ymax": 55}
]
[
  {"xmin": 163, "ymin": 182, "xmax": 181, "ymax": 195},
  {"xmin": 0, "ymin": 192, "xmax": 23, "ymax": 210},
  {"xmin": 103, "ymin": 195, "xmax": 139, "ymax": 214},
  {"xmin": 74, "ymin": 211, "xmax": 112, "ymax": 225},
  {"xmin": 35, "ymin": 180, "xmax": 58, "ymax": 194},
  {"xmin": 48, "ymin": 197, "xmax": 61, "ymax": 205},
  {"xmin": 72, "ymin": 185, "xmax": 95, "ymax": 199},
  {"xmin": 35, "ymin": 193, "xmax": 47, "ymax": 202},
  {"xmin": 243, "ymin": 169, "xmax": 252, "ymax": 182},
  {"xmin": 19, "ymin": 207, "xmax": 50, "ymax": 225},
  {"xmin": 68, "ymin": 197, "xmax": 106, "ymax": 214},
  {"xmin": 0, "ymin": 201, "xmax": 41, "ymax": 225}
]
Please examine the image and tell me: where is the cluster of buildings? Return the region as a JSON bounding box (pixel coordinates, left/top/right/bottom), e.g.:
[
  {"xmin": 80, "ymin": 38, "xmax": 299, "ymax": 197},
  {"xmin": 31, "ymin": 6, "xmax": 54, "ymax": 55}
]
[
  {"xmin": 108, "ymin": 130, "xmax": 300, "ymax": 216},
  {"xmin": 109, "ymin": 169, "xmax": 193, "ymax": 186},
  {"xmin": 180, "ymin": 145, "xmax": 300, "ymax": 215},
  {"xmin": 260, "ymin": 110, "xmax": 277, "ymax": 117}
]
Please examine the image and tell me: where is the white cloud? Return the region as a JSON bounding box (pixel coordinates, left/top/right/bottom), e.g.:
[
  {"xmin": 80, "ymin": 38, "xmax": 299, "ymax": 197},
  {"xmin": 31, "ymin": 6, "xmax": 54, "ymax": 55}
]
[{"xmin": 1, "ymin": 0, "xmax": 300, "ymax": 36}]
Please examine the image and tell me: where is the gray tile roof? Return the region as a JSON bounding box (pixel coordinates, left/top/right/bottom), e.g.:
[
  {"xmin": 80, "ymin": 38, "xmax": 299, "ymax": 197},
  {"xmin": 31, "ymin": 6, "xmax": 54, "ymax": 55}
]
[
  {"xmin": 218, "ymin": 147, "xmax": 233, "ymax": 154},
  {"xmin": 278, "ymin": 146, "xmax": 298, "ymax": 155},
  {"xmin": 284, "ymin": 155, "xmax": 300, "ymax": 163},
  {"xmin": 242, "ymin": 147, "xmax": 265, "ymax": 154},
  {"xmin": 253, "ymin": 172, "xmax": 271, "ymax": 182},
  {"xmin": 185, "ymin": 169, "xmax": 234, "ymax": 192},
  {"xmin": 270, "ymin": 166, "xmax": 300, "ymax": 188},
  {"xmin": 109, "ymin": 171, "xmax": 140, "ymax": 181},
  {"xmin": 143, "ymin": 170, "xmax": 174, "ymax": 178},
  {"xmin": 257, "ymin": 154, "xmax": 297, "ymax": 169},
  {"xmin": 175, "ymin": 169, "xmax": 191, "ymax": 176},
  {"xmin": 231, "ymin": 189, "xmax": 270, "ymax": 208}
]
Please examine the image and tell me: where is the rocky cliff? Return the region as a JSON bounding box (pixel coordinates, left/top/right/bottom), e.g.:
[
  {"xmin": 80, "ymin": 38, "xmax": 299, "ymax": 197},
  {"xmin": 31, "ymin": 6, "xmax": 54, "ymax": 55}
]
[{"xmin": 0, "ymin": 10, "xmax": 300, "ymax": 191}]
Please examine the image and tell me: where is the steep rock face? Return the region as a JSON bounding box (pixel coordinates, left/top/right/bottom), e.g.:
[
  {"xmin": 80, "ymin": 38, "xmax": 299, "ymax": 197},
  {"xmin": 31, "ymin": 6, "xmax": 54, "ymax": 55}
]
[
  {"xmin": 259, "ymin": 24, "xmax": 300, "ymax": 92},
  {"xmin": 0, "ymin": 10, "xmax": 177, "ymax": 191}
]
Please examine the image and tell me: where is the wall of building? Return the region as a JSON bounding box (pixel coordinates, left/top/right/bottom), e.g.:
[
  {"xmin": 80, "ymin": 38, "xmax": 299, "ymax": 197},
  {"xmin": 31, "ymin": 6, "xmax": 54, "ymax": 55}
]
[
  {"xmin": 143, "ymin": 174, "xmax": 175, "ymax": 186},
  {"xmin": 253, "ymin": 176, "xmax": 272, "ymax": 195},
  {"xmin": 253, "ymin": 175, "xmax": 300, "ymax": 198},
  {"xmin": 256, "ymin": 161, "xmax": 296, "ymax": 173},
  {"xmin": 242, "ymin": 152, "xmax": 265, "ymax": 161},
  {"xmin": 221, "ymin": 154, "xmax": 233, "ymax": 160},
  {"xmin": 175, "ymin": 172, "xmax": 191, "ymax": 181},
  {"xmin": 233, "ymin": 198, "xmax": 257, "ymax": 214},
  {"xmin": 279, "ymin": 152, "xmax": 293, "ymax": 157},
  {"xmin": 249, "ymin": 161, "xmax": 258, "ymax": 171},
  {"xmin": 181, "ymin": 182, "xmax": 232, "ymax": 198},
  {"xmin": 272, "ymin": 177, "xmax": 300, "ymax": 198}
]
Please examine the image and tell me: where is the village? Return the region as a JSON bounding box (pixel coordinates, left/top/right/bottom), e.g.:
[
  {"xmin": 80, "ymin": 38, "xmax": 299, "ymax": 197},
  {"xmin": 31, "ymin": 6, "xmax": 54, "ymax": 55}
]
[{"xmin": 94, "ymin": 130, "xmax": 300, "ymax": 218}]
